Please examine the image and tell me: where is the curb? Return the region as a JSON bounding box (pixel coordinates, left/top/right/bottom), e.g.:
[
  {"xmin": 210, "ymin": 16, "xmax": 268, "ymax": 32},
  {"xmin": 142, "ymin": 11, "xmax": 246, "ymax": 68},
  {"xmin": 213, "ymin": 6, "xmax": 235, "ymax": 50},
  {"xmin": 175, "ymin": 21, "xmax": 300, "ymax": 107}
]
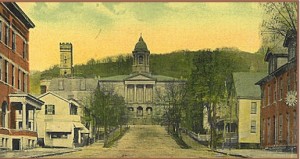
[
  {"xmin": 212, "ymin": 150, "xmax": 249, "ymax": 158},
  {"xmin": 28, "ymin": 149, "xmax": 82, "ymax": 158}
]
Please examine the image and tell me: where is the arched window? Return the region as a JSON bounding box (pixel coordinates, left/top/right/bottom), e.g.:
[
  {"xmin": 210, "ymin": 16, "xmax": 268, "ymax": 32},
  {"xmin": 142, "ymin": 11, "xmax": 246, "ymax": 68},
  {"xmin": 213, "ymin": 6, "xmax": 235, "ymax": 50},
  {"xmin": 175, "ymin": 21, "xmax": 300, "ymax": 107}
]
[{"xmin": 138, "ymin": 56, "xmax": 143, "ymax": 64}]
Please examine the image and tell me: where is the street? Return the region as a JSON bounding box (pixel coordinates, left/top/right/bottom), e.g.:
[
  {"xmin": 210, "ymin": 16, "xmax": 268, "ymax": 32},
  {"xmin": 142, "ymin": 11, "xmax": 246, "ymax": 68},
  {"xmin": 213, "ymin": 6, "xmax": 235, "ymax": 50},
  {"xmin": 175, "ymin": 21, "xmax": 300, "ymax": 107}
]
[{"xmin": 46, "ymin": 125, "xmax": 227, "ymax": 158}]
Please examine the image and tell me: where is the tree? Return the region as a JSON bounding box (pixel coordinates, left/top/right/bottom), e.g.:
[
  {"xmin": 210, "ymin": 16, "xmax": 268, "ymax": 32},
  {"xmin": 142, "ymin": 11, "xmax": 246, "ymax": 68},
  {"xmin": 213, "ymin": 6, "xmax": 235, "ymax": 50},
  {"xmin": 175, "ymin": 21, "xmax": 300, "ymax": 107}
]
[
  {"xmin": 260, "ymin": 2, "xmax": 297, "ymax": 52},
  {"xmin": 89, "ymin": 84, "xmax": 126, "ymax": 147},
  {"xmin": 155, "ymin": 80, "xmax": 187, "ymax": 136},
  {"xmin": 186, "ymin": 50, "xmax": 238, "ymax": 149}
]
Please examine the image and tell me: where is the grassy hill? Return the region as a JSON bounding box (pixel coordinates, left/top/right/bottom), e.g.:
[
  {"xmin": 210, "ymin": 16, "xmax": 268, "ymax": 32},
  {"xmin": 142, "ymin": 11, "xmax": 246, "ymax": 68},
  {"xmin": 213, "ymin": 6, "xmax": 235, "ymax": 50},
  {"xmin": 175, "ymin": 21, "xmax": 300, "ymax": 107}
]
[{"xmin": 30, "ymin": 48, "xmax": 267, "ymax": 95}]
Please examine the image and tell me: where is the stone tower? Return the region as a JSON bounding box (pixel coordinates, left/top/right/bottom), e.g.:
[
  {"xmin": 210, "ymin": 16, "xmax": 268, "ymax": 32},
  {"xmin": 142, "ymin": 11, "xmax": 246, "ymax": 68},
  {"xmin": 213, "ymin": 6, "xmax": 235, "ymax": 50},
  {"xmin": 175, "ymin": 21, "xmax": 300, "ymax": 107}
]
[
  {"xmin": 59, "ymin": 42, "xmax": 73, "ymax": 77},
  {"xmin": 132, "ymin": 36, "xmax": 150, "ymax": 74}
]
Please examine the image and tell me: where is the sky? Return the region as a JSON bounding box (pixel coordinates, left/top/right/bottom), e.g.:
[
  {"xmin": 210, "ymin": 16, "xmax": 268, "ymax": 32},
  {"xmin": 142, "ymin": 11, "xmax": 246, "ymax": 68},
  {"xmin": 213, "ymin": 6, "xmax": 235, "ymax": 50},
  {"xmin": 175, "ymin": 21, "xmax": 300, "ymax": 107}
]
[{"xmin": 17, "ymin": 2, "xmax": 264, "ymax": 71}]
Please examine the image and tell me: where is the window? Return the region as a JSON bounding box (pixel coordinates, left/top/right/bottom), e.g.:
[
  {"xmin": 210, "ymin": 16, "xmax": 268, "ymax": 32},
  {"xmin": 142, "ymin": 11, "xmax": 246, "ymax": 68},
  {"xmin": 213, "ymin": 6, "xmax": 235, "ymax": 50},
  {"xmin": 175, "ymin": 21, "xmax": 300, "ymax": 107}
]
[
  {"xmin": 50, "ymin": 132, "xmax": 68, "ymax": 139},
  {"xmin": 279, "ymin": 114, "xmax": 283, "ymax": 140},
  {"xmin": 18, "ymin": 121, "xmax": 22, "ymax": 129},
  {"xmin": 279, "ymin": 78, "xmax": 283, "ymax": 99},
  {"xmin": 18, "ymin": 110, "xmax": 21, "ymax": 114},
  {"xmin": 251, "ymin": 102, "xmax": 257, "ymax": 114},
  {"xmin": 138, "ymin": 55, "xmax": 143, "ymax": 64},
  {"xmin": 12, "ymin": 31, "xmax": 16, "ymax": 51},
  {"xmin": 18, "ymin": 69, "xmax": 21, "ymax": 90},
  {"xmin": 5, "ymin": 25, "xmax": 9, "ymax": 45},
  {"xmin": 251, "ymin": 120, "xmax": 256, "ymax": 133},
  {"xmin": 58, "ymin": 80, "xmax": 64, "ymax": 90},
  {"xmin": 262, "ymin": 119, "xmax": 265, "ymax": 142},
  {"xmin": 0, "ymin": 57, "xmax": 2, "ymax": 81},
  {"xmin": 293, "ymin": 111, "xmax": 296, "ymax": 143},
  {"xmin": 23, "ymin": 41, "xmax": 27, "ymax": 59},
  {"xmin": 70, "ymin": 104, "xmax": 77, "ymax": 115},
  {"xmin": 274, "ymin": 81, "xmax": 277, "ymax": 102},
  {"xmin": 12, "ymin": 65, "xmax": 15, "ymax": 87},
  {"xmin": 4, "ymin": 60, "xmax": 8, "ymax": 83},
  {"xmin": 28, "ymin": 122, "xmax": 31, "ymax": 130},
  {"xmin": 267, "ymin": 85, "xmax": 271, "ymax": 105},
  {"xmin": 45, "ymin": 105, "xmax": 55, "ymax": 115},
  {"xmin": 23, "ymin": 73, "xmax": 27, "ymax": 92},
  {"xmin": 267, "ymin": 118, "xmax": 271, "ymax": 144}
]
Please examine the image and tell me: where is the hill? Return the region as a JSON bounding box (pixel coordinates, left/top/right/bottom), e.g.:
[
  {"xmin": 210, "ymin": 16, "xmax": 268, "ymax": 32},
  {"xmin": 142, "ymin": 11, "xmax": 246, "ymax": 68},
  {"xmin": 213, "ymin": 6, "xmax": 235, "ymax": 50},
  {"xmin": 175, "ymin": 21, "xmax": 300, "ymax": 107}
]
[{"xmin": 30, "ymin": 48, "xmax": 267, "ymax": 95}]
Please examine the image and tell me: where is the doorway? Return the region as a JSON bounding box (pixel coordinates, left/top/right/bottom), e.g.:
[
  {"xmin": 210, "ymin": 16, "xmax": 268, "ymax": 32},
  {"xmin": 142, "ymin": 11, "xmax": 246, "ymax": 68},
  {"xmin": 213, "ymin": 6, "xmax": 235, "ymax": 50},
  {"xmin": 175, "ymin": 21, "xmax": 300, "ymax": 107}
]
[{"xmin": 12, "ymin": 139, "xmax": 20, "ymax": 150}]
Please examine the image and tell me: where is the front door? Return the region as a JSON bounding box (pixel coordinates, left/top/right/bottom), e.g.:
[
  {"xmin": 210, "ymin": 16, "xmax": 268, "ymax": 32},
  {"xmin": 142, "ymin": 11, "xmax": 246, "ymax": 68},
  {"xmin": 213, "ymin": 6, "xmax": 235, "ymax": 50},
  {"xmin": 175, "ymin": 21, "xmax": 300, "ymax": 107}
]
[{"xmin": 12, "ymin": 139, "xmax": 20, "ymax": 150}]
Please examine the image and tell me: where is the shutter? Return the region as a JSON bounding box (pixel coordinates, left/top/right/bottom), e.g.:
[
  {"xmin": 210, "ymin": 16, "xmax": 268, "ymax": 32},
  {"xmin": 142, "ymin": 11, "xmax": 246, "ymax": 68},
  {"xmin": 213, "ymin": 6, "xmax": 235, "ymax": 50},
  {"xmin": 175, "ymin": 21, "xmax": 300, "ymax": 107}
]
[
  {"xmin": 53, "ymin": 105, "xmax": 55, "ymax": 115},
  {"xmin": 45, "ymin": 105, "xmax": 47, "ymax": 114}
]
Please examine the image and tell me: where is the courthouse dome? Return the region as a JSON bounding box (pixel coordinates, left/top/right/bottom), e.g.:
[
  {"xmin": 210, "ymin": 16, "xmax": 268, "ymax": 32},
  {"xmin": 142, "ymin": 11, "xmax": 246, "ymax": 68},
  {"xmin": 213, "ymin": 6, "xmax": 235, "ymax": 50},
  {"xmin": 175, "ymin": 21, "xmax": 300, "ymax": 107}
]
[{"xmin": 134, "ymin": 36, "xmax": 149, "ymax": 52}]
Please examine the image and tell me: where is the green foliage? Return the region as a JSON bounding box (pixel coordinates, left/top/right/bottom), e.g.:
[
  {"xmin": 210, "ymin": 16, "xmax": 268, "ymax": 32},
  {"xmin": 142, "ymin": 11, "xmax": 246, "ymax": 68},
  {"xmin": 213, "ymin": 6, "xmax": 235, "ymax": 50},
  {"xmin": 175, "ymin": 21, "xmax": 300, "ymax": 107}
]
[
  {"xmin": 29, "ymin": 71, "xmax": 41, "ymax": 96},
  {"xmin": 184, "ymin": 49, "xmax": 249, "ymax": 149},
  {"xmin": 88, "ymin": 85, "xmax": 127, "ymax": 146}
]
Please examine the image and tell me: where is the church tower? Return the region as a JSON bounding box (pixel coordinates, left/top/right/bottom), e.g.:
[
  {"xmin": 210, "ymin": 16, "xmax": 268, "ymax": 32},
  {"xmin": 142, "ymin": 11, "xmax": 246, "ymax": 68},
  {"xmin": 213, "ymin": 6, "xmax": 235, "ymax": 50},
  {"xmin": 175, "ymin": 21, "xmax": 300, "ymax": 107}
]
[
  {"xmin": 59, "ymin": 42, "xmax": 73, "ymax": 77},
  {"xmin": 132, "ymin": 36, "xmax": 150, "ymax": 74}
]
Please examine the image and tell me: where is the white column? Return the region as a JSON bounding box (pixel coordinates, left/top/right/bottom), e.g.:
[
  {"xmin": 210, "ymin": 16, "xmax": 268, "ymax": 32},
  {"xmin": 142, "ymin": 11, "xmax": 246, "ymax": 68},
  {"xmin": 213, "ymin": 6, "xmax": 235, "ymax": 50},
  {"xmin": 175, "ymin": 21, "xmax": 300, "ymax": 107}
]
[
  {"xmin": 143, "ymin": 85, "xmax": 146, "ymax": 103},
  {"xmin": 22, "ymin": 102, "xmax": 26, "ymax": 130},
  {"xmin": 134, "ymin": 85, "xmax": 137, "ymax": 102},
  {"xmin": 33, "ymin": 109, "xmax": 36, "ymax": 131},
  {"xmin": 78, "ymin": 130, "xmax": 81, "ymax": 144}
]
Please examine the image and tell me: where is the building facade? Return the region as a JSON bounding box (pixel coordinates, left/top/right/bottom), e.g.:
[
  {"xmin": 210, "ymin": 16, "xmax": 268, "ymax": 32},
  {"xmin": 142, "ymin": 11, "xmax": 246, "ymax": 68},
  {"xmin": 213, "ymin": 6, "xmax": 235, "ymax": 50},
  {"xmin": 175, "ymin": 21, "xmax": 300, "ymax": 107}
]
[
  {"xmin": 0, "ymin": 2, "xmax": 44, "ymax": 150},
  {"xmin": 256, "ymin": 30, "xmax": 297, "ymax": 150},
  {"xmin": 99, "ymin": 36, "xmax": 186, "ymax": 124},
  {"xmin": 37, "ymin": 92, "xmax": 89, "ymax": 148},
  {"xmin": 232, "ymin": 72, "xmax": 266, "ymax": 148}
]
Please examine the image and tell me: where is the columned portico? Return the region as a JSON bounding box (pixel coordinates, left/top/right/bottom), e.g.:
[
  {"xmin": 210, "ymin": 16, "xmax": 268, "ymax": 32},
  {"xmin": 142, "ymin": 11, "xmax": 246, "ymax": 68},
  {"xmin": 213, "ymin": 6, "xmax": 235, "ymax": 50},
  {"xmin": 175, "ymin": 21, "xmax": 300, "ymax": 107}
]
[{"xmin": 9, "ymin": 93, "xmax": 44, "ymax": 131}]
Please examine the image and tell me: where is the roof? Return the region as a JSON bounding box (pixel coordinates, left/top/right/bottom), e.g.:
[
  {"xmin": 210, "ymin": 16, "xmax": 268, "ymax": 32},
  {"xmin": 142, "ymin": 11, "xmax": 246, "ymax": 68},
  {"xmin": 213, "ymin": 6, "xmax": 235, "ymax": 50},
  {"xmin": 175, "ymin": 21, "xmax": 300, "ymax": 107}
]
[
  {"xmin": 38, "ymin": 91, "xmax": 69, "ymax": 103},
  {"xmin": 232, "ymin": 72, "xmax": 267, "ymax": 99},
  {"xmin": 264, "ymin": 48, "xmax": 288, "ymax": 61},
  {"xmin": 48, "ymin": 78, "xmax": 98, "ymax": 91},
  {"xmin": 99, "ymin": 75, "xmax": 131, "ymax": 81},
  {"xmin": 3, "ymin": 2, "xmax": 35, "ymax": 28},
  {"xmin": 256, "ymin": 60, "xmax": 296, "ymax": 86},
  {"xmin": 99, "ymin": 73, "xmax": 185, "ymax": 82},
  {"xmin": 133, "ymin": 36, "xmax": 149, "ymax": 52}
]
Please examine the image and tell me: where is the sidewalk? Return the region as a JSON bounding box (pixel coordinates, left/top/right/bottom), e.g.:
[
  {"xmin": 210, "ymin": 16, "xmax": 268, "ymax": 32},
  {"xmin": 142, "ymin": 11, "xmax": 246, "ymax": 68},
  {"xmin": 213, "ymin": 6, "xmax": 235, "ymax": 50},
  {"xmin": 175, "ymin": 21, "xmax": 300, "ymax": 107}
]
[
  {"xmin": 215, "ymin": 149, "xmax": 297, "ymax": 158},
  {"xmin": 0, "ymin": 147, "xmax": 81, "ymax": 158}
]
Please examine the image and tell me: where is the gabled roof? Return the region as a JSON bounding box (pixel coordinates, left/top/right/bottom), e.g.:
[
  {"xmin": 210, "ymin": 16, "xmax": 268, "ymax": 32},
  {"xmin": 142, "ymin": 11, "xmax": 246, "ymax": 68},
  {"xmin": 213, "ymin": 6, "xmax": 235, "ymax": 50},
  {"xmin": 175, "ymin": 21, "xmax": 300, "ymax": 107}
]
[
  {"xmin": 38, "ymin": 91, "xmax": 82, "ymax": 107},
  {"xmin": 233, "ymin": 72, "xmax": 266, "ymax": 99},
  {"xmin": 38, "ymin": 91, "xmax": 70, "ymax": 103}
]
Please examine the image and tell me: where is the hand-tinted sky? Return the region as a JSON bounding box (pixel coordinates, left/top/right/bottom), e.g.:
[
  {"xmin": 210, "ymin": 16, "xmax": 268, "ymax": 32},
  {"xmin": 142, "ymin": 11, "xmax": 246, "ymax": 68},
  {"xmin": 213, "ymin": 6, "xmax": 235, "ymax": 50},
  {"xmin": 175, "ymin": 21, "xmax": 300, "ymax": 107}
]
[{"xmin": 17, "ymin": 2, "xmax": 264, "ymax": 71}]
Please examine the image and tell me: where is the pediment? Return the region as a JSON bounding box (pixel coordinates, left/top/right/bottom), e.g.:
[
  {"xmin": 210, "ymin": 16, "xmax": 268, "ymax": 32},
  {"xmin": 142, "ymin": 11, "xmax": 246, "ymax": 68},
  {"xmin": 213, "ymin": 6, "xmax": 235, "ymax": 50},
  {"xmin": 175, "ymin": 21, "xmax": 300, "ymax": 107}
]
[{"xmin": 125, "ymin": 74, "xmax": 155, "ymax": 81}]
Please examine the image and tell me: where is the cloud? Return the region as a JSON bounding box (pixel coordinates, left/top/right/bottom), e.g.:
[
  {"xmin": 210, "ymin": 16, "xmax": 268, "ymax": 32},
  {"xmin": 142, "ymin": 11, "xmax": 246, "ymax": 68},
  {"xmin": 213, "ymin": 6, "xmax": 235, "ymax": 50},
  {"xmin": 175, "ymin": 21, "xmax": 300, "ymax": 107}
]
[{"xmin": 30, "ymin": 2, "xmax": 113, "ymax": 28}]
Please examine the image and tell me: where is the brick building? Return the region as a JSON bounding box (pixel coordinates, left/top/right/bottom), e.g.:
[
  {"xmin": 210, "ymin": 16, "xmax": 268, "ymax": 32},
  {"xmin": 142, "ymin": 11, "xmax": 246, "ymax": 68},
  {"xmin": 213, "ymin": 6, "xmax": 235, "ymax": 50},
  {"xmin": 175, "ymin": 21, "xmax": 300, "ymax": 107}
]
[
  {"xmin": 256, "ymin": 30, "xmax": 297, "ymax": 151},
  {"xmin": 0, "ymin": 2, "xmax": 44, "ymax": 150}
]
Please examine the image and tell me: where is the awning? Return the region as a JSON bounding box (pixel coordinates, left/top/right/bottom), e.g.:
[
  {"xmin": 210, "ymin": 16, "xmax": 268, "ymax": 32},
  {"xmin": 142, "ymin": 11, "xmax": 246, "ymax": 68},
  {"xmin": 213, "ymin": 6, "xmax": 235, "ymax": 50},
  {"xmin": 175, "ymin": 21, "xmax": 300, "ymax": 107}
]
[
  {"xmin": 73, "ymin": 122, "xmax": 89, "ymax": 134},
  {"xmin": 46, "ymin": 122, "xmax": 72, "ymax": 132}
]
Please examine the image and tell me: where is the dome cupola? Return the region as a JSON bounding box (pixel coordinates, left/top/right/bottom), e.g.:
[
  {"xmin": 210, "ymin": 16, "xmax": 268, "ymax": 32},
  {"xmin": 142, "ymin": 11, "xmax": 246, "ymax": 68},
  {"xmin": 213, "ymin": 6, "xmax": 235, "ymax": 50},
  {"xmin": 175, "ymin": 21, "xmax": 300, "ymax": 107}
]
[{"xmin": 134, "ymin": 36, "xmax": 149, "ymax": 52}]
